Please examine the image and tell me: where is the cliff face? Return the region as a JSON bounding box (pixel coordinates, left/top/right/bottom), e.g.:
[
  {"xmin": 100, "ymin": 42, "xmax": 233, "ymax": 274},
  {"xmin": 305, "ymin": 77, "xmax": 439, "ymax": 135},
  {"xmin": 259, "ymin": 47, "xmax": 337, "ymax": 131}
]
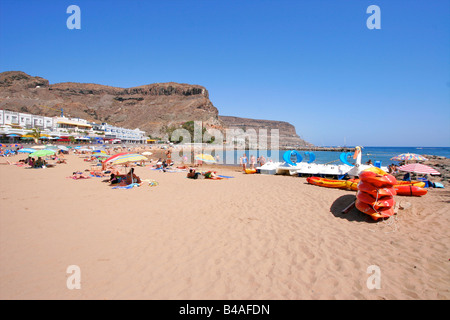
[
  {"xmin": 0, "ymin": 71, "xmax": 312, "ymax": 146},
  {"xmin": 219, "ymin": 116, "xmax": 312, "ymax": 148},
  {"xmin": 0, "ymin": 71, "xmax": 220, "ymax": 137}
]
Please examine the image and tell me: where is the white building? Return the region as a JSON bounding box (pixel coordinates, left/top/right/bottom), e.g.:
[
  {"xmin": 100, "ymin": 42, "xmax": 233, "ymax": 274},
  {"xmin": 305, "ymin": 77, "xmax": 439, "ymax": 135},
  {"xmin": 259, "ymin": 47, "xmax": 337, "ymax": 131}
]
[
  {"xmin": 0, "ymin": 109, "xmax": 147, "ymax": 144},
  {"xmin": 94, "ymin": 123, "xmax": 147, "ymax": 144},
  {"xmin": 0, "ymin": 110, "xmax": 54, "ymax": 130}
]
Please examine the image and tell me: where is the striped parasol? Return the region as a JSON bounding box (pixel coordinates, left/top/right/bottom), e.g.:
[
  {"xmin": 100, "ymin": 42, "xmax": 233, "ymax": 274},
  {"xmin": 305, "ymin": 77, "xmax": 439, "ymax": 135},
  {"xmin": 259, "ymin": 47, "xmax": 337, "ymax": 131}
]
[
  {"xmin": 108, "ymin": 153, "xmax": 147, "ymax": 165},
  {"xmin": 104, "ymin": 152, "xmax": 132, "ymax": 163},
  {"xmin": 92, "ymin": 152, "xmax": 109, "ymax": 158},
  {"xmin": 398, "ymin": 163, "xmax": 440, "ymax": 175},
  {"xmin": 391, "ymin": 153, "xmax": 428, "ymax": 162},
  {"xmin": 194, "ymin": 153, "xmax": 216, "ymax": 163}
]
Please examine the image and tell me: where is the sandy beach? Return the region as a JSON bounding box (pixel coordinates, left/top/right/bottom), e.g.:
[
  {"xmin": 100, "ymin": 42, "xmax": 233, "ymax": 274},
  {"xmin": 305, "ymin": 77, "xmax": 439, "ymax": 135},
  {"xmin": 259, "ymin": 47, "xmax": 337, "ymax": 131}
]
[{"xmin": 0, "ymin": 151, "xmax": 449, "ymax": 300}]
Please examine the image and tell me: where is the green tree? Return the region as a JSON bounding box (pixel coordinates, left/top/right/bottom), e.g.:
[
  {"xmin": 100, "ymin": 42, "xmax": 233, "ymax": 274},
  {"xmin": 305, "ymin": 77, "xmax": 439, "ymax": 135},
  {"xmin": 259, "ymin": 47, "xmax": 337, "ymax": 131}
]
[{"xmin": 29, "ymin": 128, "xmax": 41, "ymax": 144}]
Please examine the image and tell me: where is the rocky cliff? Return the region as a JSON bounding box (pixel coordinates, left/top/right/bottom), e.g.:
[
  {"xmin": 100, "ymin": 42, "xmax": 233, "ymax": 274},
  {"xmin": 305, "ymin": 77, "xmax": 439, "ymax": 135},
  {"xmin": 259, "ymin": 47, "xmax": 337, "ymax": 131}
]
[
  {"xmin": 219, "ymin": 116, "xmax": 312, "ymax": 148},
  {"xmin": 0, "ymin": 71, "xmax": 312, "ymax": 146}
]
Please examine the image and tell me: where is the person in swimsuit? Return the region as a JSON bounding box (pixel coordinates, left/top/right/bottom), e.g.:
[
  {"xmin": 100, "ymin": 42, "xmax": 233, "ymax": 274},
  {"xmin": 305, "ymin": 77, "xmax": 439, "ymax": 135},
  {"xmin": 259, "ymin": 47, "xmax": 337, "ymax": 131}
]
[
  {"xmin": 242, "ymin": 154, "xmax": 247, "ymax": 171},
  {"xmin": 125, "ymin": 168, "xmax": 141, "ymax": 185}
]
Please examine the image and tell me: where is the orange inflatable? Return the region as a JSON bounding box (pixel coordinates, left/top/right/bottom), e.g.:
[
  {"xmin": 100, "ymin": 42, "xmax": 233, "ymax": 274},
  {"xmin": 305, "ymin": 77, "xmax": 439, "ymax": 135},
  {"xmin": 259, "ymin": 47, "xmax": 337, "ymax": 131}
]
[
  {"xmin": 356, "ymin": 191, "xmax": 395, "ymax": 209},
  {"xmin": 357, "ymin": 181, "xmax": 397, "ymax": 197},
  {"xmin": 359, "ymin": 167, "xmax": 397, "ymax": 188},
  {"xmin": 355, "ymin": 168, "xmax": 396, "ymax": 221},
  {"xmin": 395, "ymin": 181, "xmax": 426, "ymax": 188},
  {"xmin": 346, "ymin": 179, "xmax": 360, "ymax": 191},
  {"xmin": 355, "ymin": 199, "xmax": 396, "ymax": 221},
  {"xmin": 306, "ymin": 177, "xmax": 359, "ymax": 190},
  {"xmin": 394, "ymin": 185, "xmax": 428, "ymax": 196}
]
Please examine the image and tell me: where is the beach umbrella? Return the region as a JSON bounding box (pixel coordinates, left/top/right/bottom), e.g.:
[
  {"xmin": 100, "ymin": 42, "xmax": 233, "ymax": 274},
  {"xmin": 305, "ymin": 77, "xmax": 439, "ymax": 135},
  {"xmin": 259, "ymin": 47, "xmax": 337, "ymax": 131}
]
[
  {"xmin": 93, "ymin": 149, "xmax": 106, "ymax": 153},
  {"xmin": 29, "ymin": 149, "xmax": 55, "ymax": 158},
  {"xmin": 109, "ymin": 153, "xmax": 147, "ymax": 165},
  {"xmin": 398, "ymin": 163, "xmax": 440, "ymax": 175},
  {"xmin": 391, "ymin": 153, "xmax": 428, "ymax": 162},
  {"xmin": 57, "ymin": 146, "xmax": 69, "ymax": 151},
  {"xmin": 0, "ymin": 144, "xmax": 8, "ymax": 147},
  {"xmin": 10, "ymin": 143, "xmax": 22, "ymax": 147},
  {"xmin": 18, "ymin": 148, "xmax": 36, "ymax": 153},
  {"xmin": 194, "ymin": 153, "xmax": 216, "ymax": 164},
  {"xmin": 31, "ymin": 145, "xmax": 46, "ymax": 149},
  {"xmin": 92, "ymin": 152, "xmax": 109, "ymax": 158},
  {"xmin": 7, "ymin": 134, "xmax": 21, "ymax": 137},
  {"xmin": 104, "ymin": 152, "xmax": 132, "ymax": 163}
]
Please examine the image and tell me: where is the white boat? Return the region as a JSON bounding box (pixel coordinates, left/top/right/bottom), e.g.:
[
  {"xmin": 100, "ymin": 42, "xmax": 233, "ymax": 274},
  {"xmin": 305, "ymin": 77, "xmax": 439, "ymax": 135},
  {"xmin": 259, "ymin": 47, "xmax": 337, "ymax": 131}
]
[
  {"xmin": 257, "ymin": 161, "xmax": 283, "ymax": 175},
  {"xmin": 257, "ymin": 147, "xmax": 388, "ymax": 178}
]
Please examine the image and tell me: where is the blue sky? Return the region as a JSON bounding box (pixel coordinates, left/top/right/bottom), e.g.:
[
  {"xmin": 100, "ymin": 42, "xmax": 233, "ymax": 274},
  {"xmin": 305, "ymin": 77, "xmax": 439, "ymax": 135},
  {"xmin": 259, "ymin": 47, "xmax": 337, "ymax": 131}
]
[{"xmin": 0, "ymin": 0, "xmax": 449, "ymax": 147}]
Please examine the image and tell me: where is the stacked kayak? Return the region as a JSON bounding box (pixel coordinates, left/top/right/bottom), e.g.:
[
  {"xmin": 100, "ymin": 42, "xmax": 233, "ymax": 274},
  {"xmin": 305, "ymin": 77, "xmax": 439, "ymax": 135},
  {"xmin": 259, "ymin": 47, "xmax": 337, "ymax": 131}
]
[{"xmin": 355, "ymin": 167, "xmax": 397, "ymax": 221}]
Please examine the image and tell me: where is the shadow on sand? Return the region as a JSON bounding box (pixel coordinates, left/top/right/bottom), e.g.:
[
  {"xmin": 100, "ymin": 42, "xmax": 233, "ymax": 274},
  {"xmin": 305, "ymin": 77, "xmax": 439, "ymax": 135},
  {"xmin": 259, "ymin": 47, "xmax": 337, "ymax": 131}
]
[{"xmin": 329, "ymin": 194, "xmax": 375, "ymax": 223}]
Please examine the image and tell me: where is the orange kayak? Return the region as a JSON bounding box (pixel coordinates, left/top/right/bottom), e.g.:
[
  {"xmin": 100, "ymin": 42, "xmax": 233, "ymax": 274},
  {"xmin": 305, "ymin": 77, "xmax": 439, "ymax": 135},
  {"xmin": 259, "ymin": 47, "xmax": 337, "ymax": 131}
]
[
  {"xmin": 356, "ymin": 191, "xmax": 395, "ymax": 209},
  {"xmin": 357, "ymin": 181, "xmax": 397, "ymax": 197},
  {"xmin": 395, "ymin": 181, "xmax": 426, "ymax": 188},
  {"xmin": 355, "ymin": 199, "xmax": 396, "ymax": 221},
  {"xmin": 394, "ymin": 185, "xmax": 428, "ymax": 196},
  {"xmin": 359, "ymin": 168, "xmax": 397, "ymax": 188},
  {"xmin": 306, "ymin": 177, "xmax": 359, "ymax": 190},
  {"xmin": 245, "ymin": 168, "xmax": 257, "ymax": 174}
]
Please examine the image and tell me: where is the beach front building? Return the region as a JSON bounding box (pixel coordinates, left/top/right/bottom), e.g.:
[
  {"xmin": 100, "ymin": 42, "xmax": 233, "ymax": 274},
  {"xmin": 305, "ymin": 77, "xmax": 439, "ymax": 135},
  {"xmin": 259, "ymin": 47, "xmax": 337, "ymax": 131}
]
[
  {"xmin": 91, "ymin": 123, "xmax": 147, "ymax": 144},
  {"xmin": 0, "ymin": 109, "xmax": 147, "ymax": 144}
]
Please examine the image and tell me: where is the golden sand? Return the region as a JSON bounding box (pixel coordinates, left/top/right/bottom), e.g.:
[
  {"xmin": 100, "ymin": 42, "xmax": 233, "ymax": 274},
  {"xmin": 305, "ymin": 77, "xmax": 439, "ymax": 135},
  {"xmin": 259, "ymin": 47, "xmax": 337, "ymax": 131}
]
[{"xmin": 0, "ymin": 152, "xmax": 449, "ymax": 299}]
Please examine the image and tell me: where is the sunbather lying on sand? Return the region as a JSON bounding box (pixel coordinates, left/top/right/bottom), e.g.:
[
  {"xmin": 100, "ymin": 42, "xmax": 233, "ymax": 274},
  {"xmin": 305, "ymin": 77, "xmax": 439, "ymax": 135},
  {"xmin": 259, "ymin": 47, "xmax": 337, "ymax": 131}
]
[
  {"xmin": 203, "ymin": 171, "xmax": 219, "ymax": 179},
  {"xmin": 108, "ymin": 173, "xmax": 126, "ymax": 185},
  {"xmin": 68, "ymin": 171, "xmax": 90, "ymax": 179},
  {"xmin": 187, "ymin": 169, "xmax": 201, "ymax": 179}
]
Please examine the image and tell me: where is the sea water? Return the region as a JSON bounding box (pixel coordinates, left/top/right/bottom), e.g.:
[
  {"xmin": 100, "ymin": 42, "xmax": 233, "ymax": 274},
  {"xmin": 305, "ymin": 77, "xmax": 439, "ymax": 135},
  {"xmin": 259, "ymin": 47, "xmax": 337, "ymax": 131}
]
[{"xmin": 215, "ymin": 147, "xmax": 450, "ymax": 166}]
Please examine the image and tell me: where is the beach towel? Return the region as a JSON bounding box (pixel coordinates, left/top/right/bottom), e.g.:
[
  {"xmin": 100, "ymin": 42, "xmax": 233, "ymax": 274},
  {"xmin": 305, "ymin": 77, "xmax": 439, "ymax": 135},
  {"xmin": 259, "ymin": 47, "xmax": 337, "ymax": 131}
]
[
  {"xmin": 217, "ymin": 175, "xmax": 234, "ymax": 179},
  {"xmin": 112, "ymin": 183, "xmax": 140, "ymax": 189}
]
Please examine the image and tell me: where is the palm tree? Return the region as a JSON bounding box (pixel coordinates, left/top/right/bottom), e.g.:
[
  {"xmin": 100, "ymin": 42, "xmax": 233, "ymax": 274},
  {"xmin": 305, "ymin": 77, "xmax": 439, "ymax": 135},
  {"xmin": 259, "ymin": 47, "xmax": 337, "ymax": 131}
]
[{"xmin": 29, "ymin": 128, "xmax": 41, "ymax": 144}]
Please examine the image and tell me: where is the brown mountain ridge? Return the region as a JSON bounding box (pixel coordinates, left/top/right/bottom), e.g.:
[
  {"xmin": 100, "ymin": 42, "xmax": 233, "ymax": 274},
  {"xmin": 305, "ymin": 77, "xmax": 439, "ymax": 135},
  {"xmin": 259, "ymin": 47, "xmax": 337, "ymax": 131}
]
[{"xmin": 0, "ymin": 71, "xmax": 311, "ymax": 147}]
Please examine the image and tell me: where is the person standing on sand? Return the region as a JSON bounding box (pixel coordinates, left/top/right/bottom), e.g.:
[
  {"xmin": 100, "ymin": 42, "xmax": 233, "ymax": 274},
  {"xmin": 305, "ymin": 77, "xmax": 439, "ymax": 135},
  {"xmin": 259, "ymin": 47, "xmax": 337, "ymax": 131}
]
[
  {"xmin": 250, "ymin": 155, "xmax": 256, "ymax": 169},
  {"xmin": 165, "ymin": 148, "xmax": 172, "ymax": 165},
  {"xmin": 242, "ymin": 154, "xmax": 247, "ymax": 171},
  {"xmin": 258, "ymin": 155, "xmax": 266, "ymax": 167}
]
